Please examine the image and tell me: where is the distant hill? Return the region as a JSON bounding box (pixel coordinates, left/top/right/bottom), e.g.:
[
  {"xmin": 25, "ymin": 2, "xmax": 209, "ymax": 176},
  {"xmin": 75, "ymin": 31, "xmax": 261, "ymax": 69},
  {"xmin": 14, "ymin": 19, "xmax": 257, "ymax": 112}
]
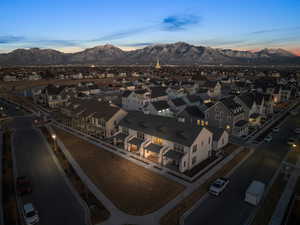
[{"xmin": 0, "ymin": 42, "xmax": 299, "ymax": 66}]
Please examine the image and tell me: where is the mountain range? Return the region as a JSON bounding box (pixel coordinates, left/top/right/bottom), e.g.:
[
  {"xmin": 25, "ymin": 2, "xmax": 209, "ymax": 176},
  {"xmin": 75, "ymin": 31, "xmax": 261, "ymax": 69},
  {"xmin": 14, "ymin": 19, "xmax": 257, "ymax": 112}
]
[{"xmin": 0, "ymin": 42, "xmax": 299, "ymax": 66}]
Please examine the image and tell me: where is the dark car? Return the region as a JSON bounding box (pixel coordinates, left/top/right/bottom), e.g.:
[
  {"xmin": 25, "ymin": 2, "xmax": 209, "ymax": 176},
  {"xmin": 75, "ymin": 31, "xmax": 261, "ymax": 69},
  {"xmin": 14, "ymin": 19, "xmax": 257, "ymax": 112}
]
[{"xmin": 16, "ymin": 176, "xmax": 32, "ymax": 196}]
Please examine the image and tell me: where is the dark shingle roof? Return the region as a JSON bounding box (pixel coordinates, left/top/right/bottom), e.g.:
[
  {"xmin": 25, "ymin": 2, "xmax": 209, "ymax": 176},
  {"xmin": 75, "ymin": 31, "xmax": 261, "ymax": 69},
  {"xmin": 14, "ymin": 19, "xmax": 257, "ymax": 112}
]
[
  {"xmin": 119, "ymin": 111, "xmax": 208, "ymax": 146},
  {"xmin": 182, "ymin": 106, "xmax": 205, "ymax": 119},
  {"xmin": 151, "ymin": 100, "xmax": 170, "ymax": 111},
  {"xmin": 122, "ymin": 90, "xmax": 132, "ymax": 97},
  {"xmin": 150, "ymin": 87, "xmax": 167, "ymax": 98},
  {"xmin": 171, "ymin": 98, "xmax": 186, "ymax": 107},
  {"xmin": 186, "ymin": 94, "xmax": 203, "ymax": 104}
]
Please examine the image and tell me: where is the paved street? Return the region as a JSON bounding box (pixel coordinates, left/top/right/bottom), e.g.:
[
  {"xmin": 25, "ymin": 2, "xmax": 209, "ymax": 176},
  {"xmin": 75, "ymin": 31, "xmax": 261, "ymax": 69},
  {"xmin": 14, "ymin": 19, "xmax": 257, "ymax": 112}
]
[
  {"xmin": 186, "ymin": 113, "xmax": 300, "ymax": 225},
  {"xmin": 3, "ymin": 101, "xmax": 88, "ymax": 225}
]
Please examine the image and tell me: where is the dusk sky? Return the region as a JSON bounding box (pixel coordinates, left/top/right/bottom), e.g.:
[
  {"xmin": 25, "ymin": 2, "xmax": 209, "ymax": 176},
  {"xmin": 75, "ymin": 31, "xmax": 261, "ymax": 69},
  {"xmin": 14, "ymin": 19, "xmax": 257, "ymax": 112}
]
[{"xmin": 1, "ymin": 0, "xmax": 299, "ymax": 55}]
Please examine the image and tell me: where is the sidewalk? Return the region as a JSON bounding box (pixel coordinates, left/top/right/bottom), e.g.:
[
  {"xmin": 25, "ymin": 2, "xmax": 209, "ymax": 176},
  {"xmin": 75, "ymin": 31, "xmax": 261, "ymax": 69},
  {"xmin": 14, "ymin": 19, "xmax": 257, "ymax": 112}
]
[
  {"xmin": 0, "ymin": 132, "xmax": 4, "ymax": 225},
  {"xmin": 268, "ymin": 159, "xmax": 300, "ymax": 225}
]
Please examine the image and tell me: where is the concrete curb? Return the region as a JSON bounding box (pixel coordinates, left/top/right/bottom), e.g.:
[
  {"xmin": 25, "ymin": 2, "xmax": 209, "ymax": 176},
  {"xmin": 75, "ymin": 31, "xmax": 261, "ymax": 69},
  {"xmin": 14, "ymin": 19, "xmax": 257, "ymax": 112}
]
[
  {"xmin": 36, "ymin": 127, "xmax": 92, "ymax": 225},
  {"xmin": 10, "ymin": 130, "xmax": 25, "ymax": 225},
  {"xmin": 0, "ymin": 132, "xmax": 4, "ymax": 225}
]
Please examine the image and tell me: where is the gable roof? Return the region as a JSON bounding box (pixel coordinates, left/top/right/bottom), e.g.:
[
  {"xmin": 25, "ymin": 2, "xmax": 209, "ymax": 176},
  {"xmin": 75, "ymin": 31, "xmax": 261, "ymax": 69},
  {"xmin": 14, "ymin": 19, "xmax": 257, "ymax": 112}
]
[
  {"xmin": 181, "ymin": 106, "xmax": 205, "ymax": 119},
  {"xmin": 149, "ymin": 86, "xmax": 167, "ymax": 98},
  {"xmin": 151, "ymin": 100, "xmax": 170, "ymax": 111},
  {"xmin": 171, "ymin": 98, "xmax": 186, "ymax": 107}
]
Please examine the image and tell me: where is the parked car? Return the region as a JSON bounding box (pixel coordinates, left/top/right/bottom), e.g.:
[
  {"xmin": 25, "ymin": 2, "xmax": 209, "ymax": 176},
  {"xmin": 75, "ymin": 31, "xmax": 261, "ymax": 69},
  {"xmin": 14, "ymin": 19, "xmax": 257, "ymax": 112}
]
[
  {"xmin": 16, "ymin": 176, "xmax": 32, "ymax": 196},
  {"xmin": 294, "ymin": 128, "xmax": 300, "ymax": 134},
  {"xmin": 272, "ymin": 127, "xmax": 280, "ymax": 132},
  {"xmin": 264, "ymin": 135, "xmax": 272, "ymax": 142},
  {"xmin": 23, "ymin": 203, "xmax": 39, "ymax": 225},
  {"xmin": 209, "ymin": 178, "xmax": 229, "ymax": 196},
  {"xmin": 290, "ymin": 110, "xmax": 298, "ymax": 116},
  {"xmin": 244, "ymin": 180, "xmax": 265, "ymax": 206}
]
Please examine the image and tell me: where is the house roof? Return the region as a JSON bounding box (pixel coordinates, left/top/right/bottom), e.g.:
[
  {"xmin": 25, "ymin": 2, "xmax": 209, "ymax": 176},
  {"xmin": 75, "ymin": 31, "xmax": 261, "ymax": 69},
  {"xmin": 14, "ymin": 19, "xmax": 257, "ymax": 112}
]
[
  {"xmin": 207, "ymin": 127, "xmax": 226, "ymax": 141},
  {"xmin": 186, "ymin": 94, "xmax": 203, "ymax": 103},
  {"xmin": 181, "ymin": 106, "xmax": 205, "ymax": 119},
  {"xmin": 235, "ymin": 120, "xmax": 248, "ymax": 127},
  {"xmin": 65, "ymin": 98, "xmax": 122, "ymax": 121},
  {"xmin": 119, "ymin": 111, "xmax": 208, "ymax": 146},
  {"xmin": 171, "ymin": 98, "xmax": 186, "ymax": 107},
  {"xmin": 238, "ymin": 93, "xmax": 255, "ymax": 108},
  {"xmin": 46, "ymin": 84, "xmax": 66, "ymax": 95},
  {"xmin": 149, "ymin": 86, "xmax": 167, "ymax": 98},
  {"xmin": 122, "ymin": 90, "xmax": 132, "ymax": 97},
  {"xmin": 151, "ymin": 100, "xmax": 170, "ymax": 111},
  {"xmin": 164, "ymin": 150, "xmax": 184, "ymax": 160},
  {"xmin": 220, "ymin": 97, "xmax": 243, "ymax": 115}
]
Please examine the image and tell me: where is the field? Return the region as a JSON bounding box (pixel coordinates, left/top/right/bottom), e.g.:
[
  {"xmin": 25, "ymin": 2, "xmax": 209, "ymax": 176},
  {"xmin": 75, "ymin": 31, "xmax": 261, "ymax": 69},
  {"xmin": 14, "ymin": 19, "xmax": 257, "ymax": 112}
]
[{"xmin": 52, "ymin": 127, "xmax": 185, "ymax": 215}]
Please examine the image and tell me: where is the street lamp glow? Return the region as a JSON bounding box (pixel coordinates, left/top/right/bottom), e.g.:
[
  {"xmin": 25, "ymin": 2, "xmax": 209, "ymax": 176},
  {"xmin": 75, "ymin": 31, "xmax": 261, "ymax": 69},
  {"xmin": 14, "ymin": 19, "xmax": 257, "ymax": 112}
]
[{"xmin": 52, "ymin": 134, "xmax": 56, "ymax": 140}]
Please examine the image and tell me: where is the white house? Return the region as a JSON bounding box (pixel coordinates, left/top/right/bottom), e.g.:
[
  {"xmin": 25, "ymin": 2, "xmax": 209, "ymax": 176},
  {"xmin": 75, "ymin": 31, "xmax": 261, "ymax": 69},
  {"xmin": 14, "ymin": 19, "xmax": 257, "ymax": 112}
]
[{"xmin": 117, "ymin": 112, "xmax": 213, "ymax": 173}]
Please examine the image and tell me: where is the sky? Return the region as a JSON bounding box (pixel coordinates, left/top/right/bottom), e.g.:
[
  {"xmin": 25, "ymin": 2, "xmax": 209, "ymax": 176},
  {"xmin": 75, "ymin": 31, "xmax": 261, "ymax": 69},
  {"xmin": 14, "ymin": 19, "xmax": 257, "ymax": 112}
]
[{"xmin": 0, "ymin": 0, "xmax": 300, "ymax": 55}]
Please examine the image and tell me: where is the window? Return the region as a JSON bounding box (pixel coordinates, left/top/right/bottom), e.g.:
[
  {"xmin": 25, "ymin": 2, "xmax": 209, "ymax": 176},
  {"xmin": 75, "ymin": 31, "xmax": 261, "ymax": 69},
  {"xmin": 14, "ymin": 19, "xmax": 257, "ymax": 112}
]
[
  {"xmin": 122, "ymin": 127, "xmax": 129, "ymax": 135},
  {"xmin": 222, "ymin": 138, "xmax": 224, "ymax": 145},
  {"xmin": 208, "ymin": 137, "xmax": 211, "ymax": 144},
  {"xmin": 183, "ymin": 161, "xmax": 186, "ymax": 167},
  {"xmin": 201, "ymin": 141, "xmax": 204, "ymax": 147},
  {"xmin": 197, "ymin": 120, "xmax": 201, "ymax": 125},
  {"xmin": 192, "ymin": 156, "xmax": 197, "ymax": 165},
  {"xmin": 137, "ymin": 131, "xmax": 144, "ymax": 140},
  {"xmin": 153, "ymin": 137, "xmax": 163, "ymax": 145},
  {"xmin": 192, "ymin": 145, "xmax": 197, "ymax": 153},
  {"xmin": 174, "ymin": 143, "xmax": 184, "ymax": 152}
]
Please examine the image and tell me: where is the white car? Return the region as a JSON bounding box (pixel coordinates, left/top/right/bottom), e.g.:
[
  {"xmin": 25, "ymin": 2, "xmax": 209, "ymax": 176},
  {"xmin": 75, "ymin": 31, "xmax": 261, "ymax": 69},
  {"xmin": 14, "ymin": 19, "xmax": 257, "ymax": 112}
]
[
  {"xmin": 294, "ymin": 128, "xmax": 300, "ymax": 134},
  {"xmin": 23, "ymin": 203, "xmax": 39, "ymax": 225},
  {"xmin": 209, "ymin": 178, "xmax": 229, "ymax": 196},
  {"xmin": 264, "ymin": 135, "xmax": 272, "ymax": 142},
  {"xmin": 272, "ymin": 127, "xmax": 280, "ymax": 132}
]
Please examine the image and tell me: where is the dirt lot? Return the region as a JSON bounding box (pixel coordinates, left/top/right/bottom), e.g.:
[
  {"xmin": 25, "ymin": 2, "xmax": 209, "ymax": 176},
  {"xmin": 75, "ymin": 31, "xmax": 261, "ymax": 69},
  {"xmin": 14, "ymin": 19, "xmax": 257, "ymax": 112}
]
[{"xmin": 52, "ymin": 127, "xmax": 185, "ymax": 216}]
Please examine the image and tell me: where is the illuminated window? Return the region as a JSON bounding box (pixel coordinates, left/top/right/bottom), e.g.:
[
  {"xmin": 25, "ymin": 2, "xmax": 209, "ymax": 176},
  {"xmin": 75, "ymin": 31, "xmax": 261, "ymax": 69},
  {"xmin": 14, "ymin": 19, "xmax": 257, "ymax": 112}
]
[
  {"xmin": 197, "ymin": 120, "xmax": 201, "ymax": 125},
  {"xmin": 153, "ymin": 137, "xmax": 163, "ymax": 145},
  {"xmin": 226, "ymin": 125, "xmax": 230, "ymax": 129}
]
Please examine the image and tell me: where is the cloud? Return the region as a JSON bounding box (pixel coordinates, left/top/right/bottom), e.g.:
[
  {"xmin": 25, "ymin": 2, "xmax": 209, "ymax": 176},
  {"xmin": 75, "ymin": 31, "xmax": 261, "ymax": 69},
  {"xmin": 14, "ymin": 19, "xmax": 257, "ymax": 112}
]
[
  {"xmin": 122, "ymin": 42, "xmax": 154, "ymax": 47},
  {"xmin": 161, "ymin": 14, "xmax": 200, "ymax": 31},
  {"xmin": 250, "ymin": 26, "xmax": 300, "ymax": 35},
  {"xmin": 92, "ymin": 27, "xmax": 152, "ymax": 42},
  {"xmin": 32, "ymin": 39, "xmax": 77, "ymax": 47},
  {"xmin": 200, "ymin": 39, "xmax": 246, "ymax": 47},
  {"xmin": 0, "ymin": 35, "xmax": 25, "ymax": 44}
]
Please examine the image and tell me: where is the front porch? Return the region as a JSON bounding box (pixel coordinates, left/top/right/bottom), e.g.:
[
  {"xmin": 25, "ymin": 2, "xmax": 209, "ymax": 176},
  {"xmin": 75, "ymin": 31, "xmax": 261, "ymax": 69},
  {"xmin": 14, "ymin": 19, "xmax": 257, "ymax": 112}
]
[
  {"xmin": 233, "ymin": 120, "xmax": 249, "ymax": 137},
  {"xmin": 126, "ymin": 137, "xmax": 144, "ymax": 155},
  {"xmin": 163, "ymin": 149, "xmax": 184, "ymax": 172},
  {"xmin": 113, "ymin": 132, "xmax": 129, "ymax": 149},
  {"xmin": 143, "ymin": 143, "xmax": 164, "ymax": 164}
]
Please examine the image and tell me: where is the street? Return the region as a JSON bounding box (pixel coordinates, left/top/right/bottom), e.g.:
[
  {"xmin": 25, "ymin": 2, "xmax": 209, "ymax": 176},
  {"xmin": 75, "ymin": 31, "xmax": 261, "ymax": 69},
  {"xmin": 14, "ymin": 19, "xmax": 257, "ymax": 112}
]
[
  {"xmin": 3, "ymin": 100, "xmax": 88, "ymax": 225},
  {"xmin": 185, "ymin": 113, "xmax": 300, "ymax": 225}
]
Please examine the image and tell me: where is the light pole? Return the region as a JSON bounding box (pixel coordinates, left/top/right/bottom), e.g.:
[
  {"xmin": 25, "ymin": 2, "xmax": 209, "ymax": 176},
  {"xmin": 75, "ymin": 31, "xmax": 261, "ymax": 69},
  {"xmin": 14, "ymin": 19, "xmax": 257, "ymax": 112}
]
[{"xmin": 52, "ymin": 134, "xmax": 57, "ymax": 152}]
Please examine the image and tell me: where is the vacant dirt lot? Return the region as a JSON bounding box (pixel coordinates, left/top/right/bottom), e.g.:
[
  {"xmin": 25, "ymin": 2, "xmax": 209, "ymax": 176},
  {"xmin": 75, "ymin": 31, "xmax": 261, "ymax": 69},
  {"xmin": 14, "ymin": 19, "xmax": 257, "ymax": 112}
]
[{"xmin": 53, "ymin": 127, "xmax": 185, "ymax": 215}]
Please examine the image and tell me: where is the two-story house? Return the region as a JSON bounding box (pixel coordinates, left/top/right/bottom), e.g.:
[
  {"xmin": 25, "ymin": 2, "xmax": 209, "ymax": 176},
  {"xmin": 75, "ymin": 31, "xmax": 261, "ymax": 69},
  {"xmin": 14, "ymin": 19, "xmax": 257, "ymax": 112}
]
[
  {"xmin": 205, "ymin": 97, "xmax": 248, "ymax": 137},
  {"xmin": 116, "ymin": 112, "xmax": 213, "ymax": 173}
]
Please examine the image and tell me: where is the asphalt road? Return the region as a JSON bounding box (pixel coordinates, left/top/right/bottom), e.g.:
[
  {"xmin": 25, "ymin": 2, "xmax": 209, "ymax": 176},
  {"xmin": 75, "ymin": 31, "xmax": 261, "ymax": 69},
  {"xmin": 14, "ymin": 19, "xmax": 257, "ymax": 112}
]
[
  {"xmin": 186, "ymin": 113, "xmax": 300, "ymax": 225},
  {"xmin": 4, "ymin": 102, "xmax": 87, "ymax": 225}
]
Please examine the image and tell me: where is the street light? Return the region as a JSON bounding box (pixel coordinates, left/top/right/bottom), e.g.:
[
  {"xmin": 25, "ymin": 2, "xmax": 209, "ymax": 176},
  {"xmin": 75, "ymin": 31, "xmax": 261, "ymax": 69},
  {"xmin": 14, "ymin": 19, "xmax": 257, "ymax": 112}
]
[{"xmin": 52, "ymin": 134, "xmax": 57, "ymax": 152}]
